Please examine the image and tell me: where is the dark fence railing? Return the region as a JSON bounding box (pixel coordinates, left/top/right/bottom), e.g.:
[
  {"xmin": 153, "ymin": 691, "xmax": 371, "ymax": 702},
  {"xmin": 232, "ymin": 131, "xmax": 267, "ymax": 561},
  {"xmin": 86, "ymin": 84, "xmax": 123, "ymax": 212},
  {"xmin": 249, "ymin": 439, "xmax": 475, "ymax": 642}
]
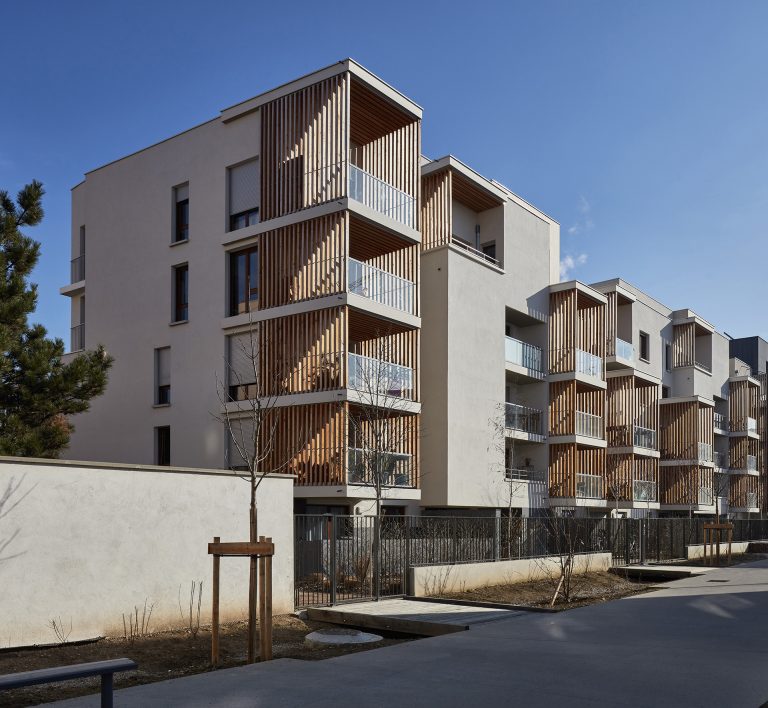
[{"xmin": 294, "ymin": 514, "xmax": 768, "ymax": 607}]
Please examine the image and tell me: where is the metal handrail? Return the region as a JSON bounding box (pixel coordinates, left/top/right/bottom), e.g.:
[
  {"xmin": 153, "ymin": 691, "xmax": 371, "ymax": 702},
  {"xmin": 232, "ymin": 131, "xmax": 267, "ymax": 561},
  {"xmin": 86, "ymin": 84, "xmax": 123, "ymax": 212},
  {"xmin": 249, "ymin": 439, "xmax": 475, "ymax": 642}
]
[
  {"xmin": 348, "ymin": 353, "xmax": 413, "ymax": 399},
  {"xmin": 699, "ymin": 487, "xmax": 713, "ymax": 506},
  {"xmin": 698, "ymin": 442, "xmax": 713, "ymax": 464},
  {"xmin": 747, "ymin": 454, "xmax": 758, "ymax": 472},
  {"xmin": 714, "ymin": 413, "xmax": 728, "ymax": 431},
  {"xmin": 450, "ymin": 237, "xmax": 500, "ymax": 266},
  {"xmin": 633, "ymin": 479, "xmax": 657, "ymax": 502},
  {"xmin": 576, "ymin": 473, "xmax": 604, "ymax": 499},
  {"xmin": 70, "ymin": 254, "xmax": 85, "ymax": 282},
  {"xmin": 70, "ymin": 323, "xmax": 85, "ymax": 352},
  {"xmin": 347, "ymin": 258, "xmax": 415, "ymax": 314},
  {"xmin": 633, "ymin": 425, "xmax": 656, "ymax": 450},
  {"xmin": 615, "ymin": 338, "xmax": 633, "ymax": 361},
  {"xmin": 576, "ymin": 348, "xmax": 603, "ymax": 378},
  {"xmin": 694, "ymin": 359, "xmax": 712, "ymax": 373},
  {"xmin": 346, "ymin": 447, "xmax": 412, "ymax": 487},
  {"xmin": 504, "ymin": 336, "xmax": 543, "ymax": 373},
  {"xmin": 349, "ymin": 163, "xmax": 415, "ymax": 228}
]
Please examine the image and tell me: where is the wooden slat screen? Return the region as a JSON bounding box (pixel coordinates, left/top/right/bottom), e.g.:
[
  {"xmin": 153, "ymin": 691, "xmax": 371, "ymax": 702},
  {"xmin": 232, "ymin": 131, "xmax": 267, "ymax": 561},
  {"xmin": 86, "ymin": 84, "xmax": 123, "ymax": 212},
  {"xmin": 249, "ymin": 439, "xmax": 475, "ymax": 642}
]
[
  {"xmin": 672, "ymin": 323, "xmax": 695, "ymax": 368},
  {"xmin": 421, "ymin": 169, "xmax": 452, "ymax": 252}
]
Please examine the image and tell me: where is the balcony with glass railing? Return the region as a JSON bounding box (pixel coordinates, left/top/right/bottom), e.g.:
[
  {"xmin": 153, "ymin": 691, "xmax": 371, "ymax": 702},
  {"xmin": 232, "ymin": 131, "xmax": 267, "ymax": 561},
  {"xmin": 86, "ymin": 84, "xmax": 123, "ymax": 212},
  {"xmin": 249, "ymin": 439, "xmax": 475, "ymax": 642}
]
[
  {"xmin": 633, "ymin": 479, "xmax": 657, "ymax": 502},
  {"xmin": 70, "ymin": 323, "xmax": 85, "ymax": 352},
  {"xmin": 505, "ymin": 403, "xmax": 544, "ymax": 437},
  {"xmin": 713, "ymin": 451, "xmax": 729, "ymax": 470},
  {"xmin": 349, "ymin": 163, "xmax": 415, "ymax": 229},
  {"xmin": 346, "ymin": 447, "xmax": 412, "ymax": 487},
  {"xmin": 576, "ymin": 349, "xmax": 602, "ymax": 378},
  {"xmin": 633, "ymin": 425, "xmax": 656, "ymax": 450},
  {"xmin": 504, "ymin": 336, "xmax": 544, "ymax": 375},
  {"xmin": 615, "ymin": 338, "xmax": 633, "ymax": 361},
  {"xmin": 714, "ymin": 413, "xmax": 728, "ymax": 433},
  {"xmin": 347, "ymin": 258, "xmax": 415, "ymax": 315},
  {"xmin": 71, "ymin": 254, "xmax": 85, "ymax": 283},
  {"xmin": 698, "ymin": 487, "xmax": 714, "ymax": 506},
  {"xmin": 697, "ymin": 442, "xmax": 713, "ymax": 464},
  {"xmin": 746, "ymin": 491, "xmax": 758, "ymax": 509},
  {"xmin": 348, "ymin": 353, "xmax": 413, "ymax": 400},
  {"xmin": 747, "ymin": 454, "xmax": 758, "ymax": 473},
  {"xmin": 576, "ymin": 410, "xmax": 603, "ymax": 439},
  {"xmin": 576, "ymin": 473, "xmax": 604, "ymax": 499}
]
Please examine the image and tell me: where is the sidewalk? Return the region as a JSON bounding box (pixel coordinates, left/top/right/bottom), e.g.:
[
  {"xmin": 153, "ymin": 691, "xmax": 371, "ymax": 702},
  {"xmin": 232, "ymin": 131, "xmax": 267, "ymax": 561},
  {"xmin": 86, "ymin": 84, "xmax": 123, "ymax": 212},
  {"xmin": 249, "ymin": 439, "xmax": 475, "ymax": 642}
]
[{"xmin": 55, "ymin": 560, "xmax": 768, "ymax": 707}]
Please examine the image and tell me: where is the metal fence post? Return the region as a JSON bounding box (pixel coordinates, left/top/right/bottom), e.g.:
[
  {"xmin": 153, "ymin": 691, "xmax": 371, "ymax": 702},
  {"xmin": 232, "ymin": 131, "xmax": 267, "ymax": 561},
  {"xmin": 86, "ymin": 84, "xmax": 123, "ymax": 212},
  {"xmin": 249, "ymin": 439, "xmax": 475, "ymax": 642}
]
[
  {"xmin": 404, "ymin": 517, "xmax": 411, "ymax": 595},
  {"xmin": 494, "ymin": 510, "xmax": 501, "ymax": 562},
  {"xmin": 329, "ymin": 515, "xmax": 337, "ymax": 606}
]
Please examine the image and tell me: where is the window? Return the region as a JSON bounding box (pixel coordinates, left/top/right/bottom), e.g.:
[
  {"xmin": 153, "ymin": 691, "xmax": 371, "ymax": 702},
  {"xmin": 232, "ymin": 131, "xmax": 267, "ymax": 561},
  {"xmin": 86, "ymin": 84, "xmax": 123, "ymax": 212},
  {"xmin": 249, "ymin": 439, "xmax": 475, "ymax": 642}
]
[
  {"xmin": 665, "ymin": 343, "xmax": 672, "ymax": 372},
  {"xmin": 229, "ymin": 247, "xmax": 259, "ymax": 315},
  {"xmin": 662, "ymin": 386, "xmax": 670, "ymax": 399},
  {"xmin": 228, "ymin": 159, "xmax": 260, "ymax": 231},
  {"xmin": 173, "ymin": 184, "xmax": 189, "ymax": 243},
  {"xmin": 155, "ymin": 347, "xmax": 170, "ymax": 405},
  {"xmin": 639, "ymin": 332, "xmax": 650, "ymax": 362},
  {"xmin": 156, "ymin": 426, "xmax": 171, "ymax": 466},
  {"xmin": 227, "ymin": 332, "xmax": 258, "ymax": 400},
  {"xmin": 173, "ymin": 264, "xmax": 189, "ymax": 322}
]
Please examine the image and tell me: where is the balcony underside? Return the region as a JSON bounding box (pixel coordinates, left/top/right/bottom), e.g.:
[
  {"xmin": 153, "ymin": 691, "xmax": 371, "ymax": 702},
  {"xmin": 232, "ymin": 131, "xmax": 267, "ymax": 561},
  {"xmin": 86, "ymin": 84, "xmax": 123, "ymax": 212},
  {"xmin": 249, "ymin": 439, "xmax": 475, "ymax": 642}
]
[
  {"xmin": 608, "ymin": 446, "xmax": 660, "ymax": 459},
  {"xmin": 548, "ymin": 371, "xmax": 607, "ymax": 390}
]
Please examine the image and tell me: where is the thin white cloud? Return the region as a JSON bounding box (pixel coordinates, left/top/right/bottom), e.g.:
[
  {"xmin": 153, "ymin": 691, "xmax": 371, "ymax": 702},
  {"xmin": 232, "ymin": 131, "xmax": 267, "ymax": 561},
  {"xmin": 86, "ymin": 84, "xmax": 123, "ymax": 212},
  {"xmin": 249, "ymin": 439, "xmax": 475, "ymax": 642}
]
[
  {"xmin": 560, "ymin": 253, "xmax": 588, "ymax": 281},
  {"xmin": 567, "ymin": 195, "xmax": 594, "ymax": 236}
]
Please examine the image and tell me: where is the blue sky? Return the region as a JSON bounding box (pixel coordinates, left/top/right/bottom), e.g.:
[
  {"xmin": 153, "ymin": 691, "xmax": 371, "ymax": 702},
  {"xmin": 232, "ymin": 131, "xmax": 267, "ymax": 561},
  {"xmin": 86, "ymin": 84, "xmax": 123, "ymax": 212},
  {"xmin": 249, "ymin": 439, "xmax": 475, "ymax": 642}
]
[{"xmin": 2, "ymin": 0, "xmax": 767, "ymax": 341}]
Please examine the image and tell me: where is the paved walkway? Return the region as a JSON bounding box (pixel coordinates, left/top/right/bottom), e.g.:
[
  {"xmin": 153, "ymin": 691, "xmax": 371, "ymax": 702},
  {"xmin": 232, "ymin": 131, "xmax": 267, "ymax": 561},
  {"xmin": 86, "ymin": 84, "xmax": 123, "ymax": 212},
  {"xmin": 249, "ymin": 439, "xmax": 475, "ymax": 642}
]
[{"xmin": 55, "ymin": 560, "xmax": 768, "ymax": 707}]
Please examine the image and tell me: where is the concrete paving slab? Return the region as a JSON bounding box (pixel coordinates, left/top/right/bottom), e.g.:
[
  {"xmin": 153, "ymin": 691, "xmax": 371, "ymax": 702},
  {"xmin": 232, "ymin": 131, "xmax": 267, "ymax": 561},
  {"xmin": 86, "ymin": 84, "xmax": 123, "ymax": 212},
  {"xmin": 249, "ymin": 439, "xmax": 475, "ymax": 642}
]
[{"xmin": 52, "ymin": 559, "xmax": 768, "ymax": 708}]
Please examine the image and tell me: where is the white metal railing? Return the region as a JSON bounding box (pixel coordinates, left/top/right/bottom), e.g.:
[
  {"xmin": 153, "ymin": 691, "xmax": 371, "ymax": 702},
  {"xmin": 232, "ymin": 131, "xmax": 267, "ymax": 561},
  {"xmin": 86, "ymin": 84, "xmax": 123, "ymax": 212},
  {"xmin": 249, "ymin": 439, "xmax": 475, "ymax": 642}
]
[
  {"xmin": 505, "ymin": 403, "xmax": 543, "ymax": 436},
  {"xmin": 71, "ymin": 254, "xmax": 85, "ymax": 282},
  {"xmin": 576, "ymin": 348, "xmax": 602, "ymax": 378},
  {"xmin": 633, "ymin": 479, "xmax": 657, "ymax": 502},
  {"xmin": 698, "ymin": 442, "xmax": 713, "ymax": 464},
  {"xmin": 694, "ymin": 358, "xmax": 712, "ymax": 373},
  {"xmin": 699, "ymin": 487, "xmax": 713, "ymax": 506},
  {"xmin": 505, "ymin": 468, "xmax": 541, "ymax": 482},
  {"xmin": 347, "ymin": 258, "xmax": 415, "ymax": 314},
  {"xmin": 349, "ymin": 163, "xmax": 415, "ymax": 228},
  {"xmin": 348, "ymin": 353, "xmax": 413, "ymax": 399},
  {"xmin": 576, "ymin": 473, "xmax": 604, "ymax": 499},
  {"xmin": 714, "ymin": 413, "xmax": 728, "ymax": 431},
  {"xmin": 747, "ymin": 454, "xmax": 758, "ymax": 472},
  {"xmin": 615, "ymin": 338, "xmax": 633, "ymax": 361},
  {"xmin": 576, "ymin": 410, "xmax": 603, "ymax": 439},
  {"xmin": 504, "ymin": 336, "xmax": 543, "ymax": 373},
  {"xmin": 633, "ymin": 425, "xmax": 656, "ymax": 450},
  {"xmin": 451, "ymin": 237, "xmax": 500, "ymax": 266},
  {"xmin": 746, "ymin": 492, "xmax": 758, "ymax": 509},
  {"xmin": 714, "ymin": 451, "xmax": 729, "ymax": 469},
  {"xmin": 347, "ymin": 447, "xmax": 412, "ymax": 487},
  {"xmin": 70, "ymin": 323, "xmax": 85, "ymax": 352}
]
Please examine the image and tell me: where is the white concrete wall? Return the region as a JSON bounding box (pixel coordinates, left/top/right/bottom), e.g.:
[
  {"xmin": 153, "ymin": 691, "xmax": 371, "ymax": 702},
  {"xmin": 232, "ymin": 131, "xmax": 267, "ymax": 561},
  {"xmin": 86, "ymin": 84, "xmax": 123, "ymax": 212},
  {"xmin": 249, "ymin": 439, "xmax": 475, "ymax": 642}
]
[
  {"xmin": 0, "ymin": 457, "xmax": 294, "ymax": 648},
  {"xmin": 409, "ymin": 552, "xmax": 611, "ymax": 596}
]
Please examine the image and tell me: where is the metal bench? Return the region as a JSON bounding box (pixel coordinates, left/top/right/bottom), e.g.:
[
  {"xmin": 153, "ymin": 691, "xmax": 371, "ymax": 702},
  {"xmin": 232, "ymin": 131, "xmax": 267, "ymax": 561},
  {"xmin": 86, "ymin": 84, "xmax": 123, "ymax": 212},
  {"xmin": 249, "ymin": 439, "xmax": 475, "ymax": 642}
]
[{"xmin": 0, "ymin": 657, "xmax": 137, "ymax": 708}]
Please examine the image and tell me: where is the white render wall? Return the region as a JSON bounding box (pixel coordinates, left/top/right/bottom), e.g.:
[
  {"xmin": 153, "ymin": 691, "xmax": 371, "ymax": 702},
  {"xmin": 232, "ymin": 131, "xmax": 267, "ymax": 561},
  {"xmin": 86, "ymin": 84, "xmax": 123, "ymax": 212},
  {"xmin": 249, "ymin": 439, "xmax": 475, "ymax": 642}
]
[
  {"xmin": 66, "ymin": 109, "xmax": 262, "ymax": 470},
  {"xmin": 0, "ymin": 457, "xmax": 294, "ymax": 648}
]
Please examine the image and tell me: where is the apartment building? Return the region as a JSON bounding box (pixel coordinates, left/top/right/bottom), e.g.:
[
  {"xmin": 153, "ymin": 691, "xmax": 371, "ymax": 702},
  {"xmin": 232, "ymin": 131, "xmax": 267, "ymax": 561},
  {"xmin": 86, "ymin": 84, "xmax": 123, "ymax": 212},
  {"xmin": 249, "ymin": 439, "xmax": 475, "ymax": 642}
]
[
  {"xmin": 61, "ymin": 59, "xmax": 763, "ymax": 520},
  {"xmin": 62, "ymin": 60, "xmax": 423, "ymax": 515}
]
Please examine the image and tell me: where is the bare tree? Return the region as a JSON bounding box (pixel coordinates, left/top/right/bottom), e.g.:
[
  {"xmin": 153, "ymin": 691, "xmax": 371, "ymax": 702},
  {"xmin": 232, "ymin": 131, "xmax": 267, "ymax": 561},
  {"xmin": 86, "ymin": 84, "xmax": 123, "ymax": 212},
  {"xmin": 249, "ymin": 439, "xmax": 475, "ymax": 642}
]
[
  {"xmin": 345, "ymin": 333, "xmax": 417, "ymax": 600},
  {"xmin": 536, "ymin": 512, "xmax": 590, "ymax": 606},
  {"xmin": 713, "ymin": 471, "xmax": 730, "ymax": 523},
  {"xmin": 214, "ymin": 321, "xmax": 304, "ymax": 659}
]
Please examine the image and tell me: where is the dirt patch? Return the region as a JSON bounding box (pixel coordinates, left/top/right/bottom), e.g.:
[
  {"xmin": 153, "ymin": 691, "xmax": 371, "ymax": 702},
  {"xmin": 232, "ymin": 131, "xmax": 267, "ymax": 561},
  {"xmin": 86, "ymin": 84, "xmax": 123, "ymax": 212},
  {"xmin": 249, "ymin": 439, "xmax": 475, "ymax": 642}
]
[
  {"xmin": 435, "ymin": 571, "xmax": 655, "ymax": 610},
  {"xmin": 0, "ymin": 615, "xmax": 410, "ymax": 707}
]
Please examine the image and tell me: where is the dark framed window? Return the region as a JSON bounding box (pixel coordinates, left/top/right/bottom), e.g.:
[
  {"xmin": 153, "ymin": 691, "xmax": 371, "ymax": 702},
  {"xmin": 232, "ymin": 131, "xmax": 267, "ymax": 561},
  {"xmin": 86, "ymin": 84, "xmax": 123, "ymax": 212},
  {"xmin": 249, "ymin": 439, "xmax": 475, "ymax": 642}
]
[
  {"xmin": 229, "ymin": 247, "xmax": 259, "ymax": 315},
  {"xmin": 156, "ymin": 426, "xmax": 170, "ymax": 466},
  {"xmin": 639, "ymin": 331, "xmax": 650, "ymax": 362},
  {"xmin": 157, "ymin": 385, "xmax": 171, "ymax": 405},
  {"xmin": 155, "ymin": 347, "xmax": 171, "ymax": 404},
  {"xmin": 229, "ymin": 208, "xmax": 259, "ymax": 232},
  {"xmin": 173, "ymin": 264, "xmax": 189, "ymax": 322},
  {"xmin": 665, "ymin": 344, "xmax": 672, "ymax": 371},
  {"xmin": 175, "ymin": 199, "xmax": 189, "ymax": 242}
]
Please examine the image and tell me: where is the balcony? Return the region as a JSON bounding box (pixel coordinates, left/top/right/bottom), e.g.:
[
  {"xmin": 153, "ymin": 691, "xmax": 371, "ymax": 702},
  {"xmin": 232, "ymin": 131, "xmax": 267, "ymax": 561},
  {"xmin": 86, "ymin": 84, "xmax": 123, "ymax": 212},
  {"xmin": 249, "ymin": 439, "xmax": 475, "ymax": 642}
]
[
  {"xmin": 746, "ymin": 491, "xmax": 758, "ymax": 509},
  {"xmin": 451, "ymin": 238, "xmax": 499, "ymax": 266},
  {"xmin": 633, "ymin": 425, "xmax": 656, "ymax": 450},
  {"xmin": 730, "ymin": 416, "xmax": 758, "ymax": 435},
  {"xmin": 747, "ymin": 454, "xmax": 758, "ymax": 473},
  {"xmin": 615, "ymin": 338, "xmax": 633, "ymax": 361},
  {"xmin": 505, "ymin": 336, "xmax": 544, "ymax": 376},
  {"xmin": 70, "ymin": 323, "xmax": 85, "ymax": 352},
  {"xmin": 348, "ymin": 353, "xmax": 413, "ymax": 399},
  {"xmin": 633, "ymin": 479, "xmax": 657, "ymax": 502},
  {"xmin": 576, "ymin": 349, "xmax": 602, "ymax": 378},
  {"xmin": 697, "ymin": 442, "xmax": 713, "ymax": 464},
  {"xmin": 347, "ymin": 447, "xmax": 412, "ymax": 487},
  {"xmin": 71, "ymin": 254, "xmax": 85, "ymax": 283},
  {"xmin": 505, "ymin": 467, "xmax": 542, "ymax": 482},
  {"xmin": 576, "ymin": 410, "xmax": 603, "ymax": 439},
  {"xmin": 348, "ymin": 258, "xmax": 415, "ymax": 315},
  {"xmin": 699, "ymin": 487, "xmax": 713, "ymax": 506},
  {"xmin": 714, "ymin": 451, "xmax": 729, "ymax": 470},
  {"xmin": 714, "ymin": 413, "xmax": 728, "ymax": 433},
  {"xmin": 576, "ymin": 473, "xmax": 604, "ymax": 500},
  {"xmin": 349, "ymin": 163, "xmax": 415, "ymax": 229},
  {"xmin": 694, "ymin": 358, "xmax": 712, "ymax": 373},
  {"xmin": 505, "ymin": 403, "xmax": 544, "ymax": 438}
]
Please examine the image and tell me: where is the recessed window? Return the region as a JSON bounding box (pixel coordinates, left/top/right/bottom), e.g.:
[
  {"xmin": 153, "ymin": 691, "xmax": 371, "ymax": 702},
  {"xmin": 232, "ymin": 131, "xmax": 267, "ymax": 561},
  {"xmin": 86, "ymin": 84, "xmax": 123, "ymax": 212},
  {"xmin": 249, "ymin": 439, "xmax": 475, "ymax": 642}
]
[
  {"xmin": 665, "ymin": 343, "xmax": 672, "ymax": 372},
  {"xmin": 662, "ymin": 385, "xmax": 670, "ymax": 399},
  {"xmin": 155, "ymin": 347, "xmax": 170, "ymax": 405},
  {"xmin": 173, "ymin": 264, "xmax": 189, "ymax": 322},
  {"xmin": 173, "ymin": 184, "xmax": 189, "ymax": 243},
  {"xmin": 229, "ymin": 246, "xmax": 259, "ymax": 315},
  {"xmin": 639, "ymin": 332, "xmax": 650, "ymax": 362},
  {"xmin": 156, "ymin": 426, "xmax": 171, "ymax": 466},
  {"xmin": 228, "ymin": 159, "xmax": 260, "ymax": 232}
]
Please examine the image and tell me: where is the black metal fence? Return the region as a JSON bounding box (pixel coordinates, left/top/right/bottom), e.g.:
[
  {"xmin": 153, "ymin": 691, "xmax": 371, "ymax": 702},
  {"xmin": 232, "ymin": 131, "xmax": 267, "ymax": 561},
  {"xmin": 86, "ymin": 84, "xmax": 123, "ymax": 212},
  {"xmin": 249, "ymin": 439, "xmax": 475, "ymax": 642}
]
[{"xmin": 294, "ymin": 514, "xmax": 768, "ymax": 607}]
